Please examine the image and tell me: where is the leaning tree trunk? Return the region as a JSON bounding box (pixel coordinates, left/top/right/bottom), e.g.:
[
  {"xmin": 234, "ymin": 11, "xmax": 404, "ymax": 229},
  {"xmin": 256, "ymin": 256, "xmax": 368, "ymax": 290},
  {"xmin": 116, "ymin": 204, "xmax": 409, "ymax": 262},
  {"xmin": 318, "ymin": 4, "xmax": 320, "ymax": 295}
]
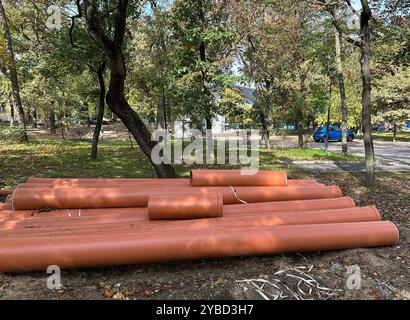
[
  {"xmin": 83, "ymin": 0, "xmax": 176, "ymax": 178},
  {"xmin": 0, "ymin": 0, "xmax": 28, "ymax": 141},
  {"xmin": 90, "ymin": 61, "xmax": 106, "ymax": 160},
  {"xmin": 335, "ymin": 29, "xmax": 348, "ymax": 155},
  {"xmin": 106, "ymin": 53, "xmax": 176, "ymax": 178},
  {"xmin": 360, "ymin": 0, "xmax": 376, "ymax": 185}
]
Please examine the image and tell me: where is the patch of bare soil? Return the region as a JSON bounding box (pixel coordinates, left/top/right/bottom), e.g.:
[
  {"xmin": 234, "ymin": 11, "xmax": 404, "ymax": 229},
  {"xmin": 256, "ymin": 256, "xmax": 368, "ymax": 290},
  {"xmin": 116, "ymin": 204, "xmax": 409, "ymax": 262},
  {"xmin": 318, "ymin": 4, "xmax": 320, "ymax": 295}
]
[{"xmin": 0, "ymin": 172, "xmax": 409, "ymax": 300}]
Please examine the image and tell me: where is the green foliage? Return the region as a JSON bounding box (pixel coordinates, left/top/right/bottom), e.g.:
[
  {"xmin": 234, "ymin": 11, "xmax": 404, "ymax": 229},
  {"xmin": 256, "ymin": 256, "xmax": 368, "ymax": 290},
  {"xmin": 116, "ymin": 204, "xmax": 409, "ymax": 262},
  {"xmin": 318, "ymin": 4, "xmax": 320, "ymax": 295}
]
[
  {"xmin": 169, "ymin": 0, "xmax": 236, "ymax": 125},
  {"xmin": 219, "ymin": 87, "xmax": 253, "ymax": 126},
  {"xmin": 373, "ymin": 109, "xmax": 410, "ymax": 128},
  {"xmin": 0, "ymin": 0, "xmax": 408, "ymax": 144},
  {"xmin": 373, "ymin": 66, "xmax": 410, "ymax": 110}
]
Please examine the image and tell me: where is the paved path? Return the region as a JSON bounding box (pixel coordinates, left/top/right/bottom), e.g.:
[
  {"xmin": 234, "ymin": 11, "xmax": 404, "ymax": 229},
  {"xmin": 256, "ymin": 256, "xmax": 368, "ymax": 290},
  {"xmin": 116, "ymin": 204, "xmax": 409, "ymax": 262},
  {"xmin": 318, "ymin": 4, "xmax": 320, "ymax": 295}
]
[{"xmin": 271, "ymin": 137, "xmax": 410, "ymax": 172}]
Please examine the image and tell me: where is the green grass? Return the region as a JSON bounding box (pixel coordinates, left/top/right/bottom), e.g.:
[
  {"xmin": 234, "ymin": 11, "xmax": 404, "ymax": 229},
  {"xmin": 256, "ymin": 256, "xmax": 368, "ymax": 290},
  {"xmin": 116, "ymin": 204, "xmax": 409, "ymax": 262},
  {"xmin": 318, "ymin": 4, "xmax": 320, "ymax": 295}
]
[
  {"xmin": 0, "ymin": 140, "xmax": 157, "ymax": 188},
  {"xmin": 0, "ymin": 139, "xmax": 362, "ymax": 189},
  {"xmin": 262, "ymin": 147, "xmax": 362, "ymax": 162},
  {"xmin": 356, "ymin": 131, "xmax": 410, "ymax": 142}
]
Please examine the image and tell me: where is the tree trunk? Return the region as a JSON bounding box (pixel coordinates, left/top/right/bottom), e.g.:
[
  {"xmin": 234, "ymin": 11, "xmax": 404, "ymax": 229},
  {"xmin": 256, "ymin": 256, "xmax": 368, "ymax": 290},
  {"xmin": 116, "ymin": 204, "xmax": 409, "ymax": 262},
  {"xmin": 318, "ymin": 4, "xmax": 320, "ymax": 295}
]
[
  {"xmin": 60, "ymin": 116, "xmax": 65, "ymax": 140},
  {"xmin": 335, "ymin": 30, "xmax": 348, "ymax": 155},
  {"xmin": 205, "ymin": 116, "xmax": 214, "ymax": 162},
  {"xmin": 297, "ymin": 75, "xmax": 307, "ymax": 149},
  {"xmin": 49, "ymin": 110, "xmax": 56, "ymax": 135},
  {"xmin": 90, "ymin": 61, "xmax": 106, "ymax": 160},
  {"xmin": 260, "ymin": 112, "xmax": 271, "ymax": 149},
  {"xmin": 393, "ymin": 123, "xmax": 397, "ymax": 142},
  {"xmin": 297, "ymin": 122, "xmax": 304, "ymax": 148},
  {"xmin": 325, "ymin": 80, "xmax": 332, "ymax": 153},
  {"xmin": 360, "ymin": 0, "xmax": 375, "ymax": 185},
  {"xmin": 161, "ymin": 86, "xmax": 168, "ymax": 130},
  {"xmin": 200, "ymin": 36, "xmax": 214, "ymax": 161},
  {"xmin": 83, "ymin": 0, "xmax": 176, "ymax": 178},
  {"xmin": 0, "ymin": 0, "xmax": 28, "ymax": 141},
  {"xmin": 9, "ymin": 97, "xmax": 14, "ymax": 127},
  {"xmin": 32, "ymin": 107, "xmax": 37, "ymax": 128}
]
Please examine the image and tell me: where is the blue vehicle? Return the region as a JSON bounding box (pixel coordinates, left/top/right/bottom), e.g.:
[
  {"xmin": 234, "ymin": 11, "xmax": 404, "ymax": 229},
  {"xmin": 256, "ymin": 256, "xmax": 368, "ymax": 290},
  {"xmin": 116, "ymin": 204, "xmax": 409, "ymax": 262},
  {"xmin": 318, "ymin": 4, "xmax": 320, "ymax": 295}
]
[{"xmin": 313, "ymin": 125, "xmax": 355, "ymax": 142}]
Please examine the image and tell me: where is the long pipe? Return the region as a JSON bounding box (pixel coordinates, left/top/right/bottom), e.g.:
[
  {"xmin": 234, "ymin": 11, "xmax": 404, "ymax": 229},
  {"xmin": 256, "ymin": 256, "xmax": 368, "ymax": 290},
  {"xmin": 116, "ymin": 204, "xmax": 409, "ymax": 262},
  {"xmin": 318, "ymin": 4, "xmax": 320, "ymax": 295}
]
[
  {"xmin": 27, "ymin": 176, "xmax": 318, "ymax": 186},
  {"xmin": 0, "ymin": 197, "xmax": 355, "ymax": 222},
  {"xmin": 16, "ymin": 179, "xmax": 320, "ymax": 189},
  {"xmin": 0, "ymin": 221, "xmax": 398, "ymax": 272},
  {"xmin": 0, "ymin": 206, "xmax": 382, "ymax": 237},
  {"xmin": 12, "ymin": 185, "xmax": 343, "ymax": 210}
]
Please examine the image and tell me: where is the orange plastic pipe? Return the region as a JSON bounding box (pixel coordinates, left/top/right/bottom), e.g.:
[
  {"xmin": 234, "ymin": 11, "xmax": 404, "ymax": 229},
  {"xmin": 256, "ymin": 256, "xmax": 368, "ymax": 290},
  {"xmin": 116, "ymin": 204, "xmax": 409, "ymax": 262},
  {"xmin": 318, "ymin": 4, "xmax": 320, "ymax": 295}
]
[
  {"xmin": 25, "ymin": 177, "xmax": 188, "ymax": 184},
  {"xmin": 148, "ymin": 194, "xmax": 223, "ymax": 220},
  {"xmin": 26, "ymin": 177, "xmax": 317, "ymax": 186},
  {"xmin": 0, "ymin": 203, "xmax": 12, "ymax": 211},
  {"xmin": 0, "ymin": 207, "xmax": 147, "ymax": 222},
  {"xmin": 12, "ymin": 185, "xmax": 343, "ymax": 210},
  {"xmin": 224, "ymin": 197, "xmax": 355, "ymax": 214},
  {"xmin": 0, "ymin": 201, "xmax": 328, "ymax": 228},
  {"xmin": 0, "ymin": 221, "xmax": 398, "ymax": 272},
  {"xmin": 232, "ymin": 185, "xmax": 342, "ymax": 204},
  {"xmin": 0, "ymin": 206, "xmax": 381, "ymax": 237},
  {"xmin": 0, "ymin": 204, "xmax": 373, "ymax": 231},
  {"xmin": 0, "ymin": 207, "xmax": 146, "ymax": 220},
  {"xmin": 0, "ymin": 197, "xmax": 355, "ymax": 223},
  {"xmin": 190, "ymin": 169, "xmax": 287, "ymax": 186},
  {"xmin": 18, "ymin": 180, "xmax": 192, "ymax": 189},
  {"xmin": 17, "ymin": 179, "xmax": 320, "ymax": 189}
]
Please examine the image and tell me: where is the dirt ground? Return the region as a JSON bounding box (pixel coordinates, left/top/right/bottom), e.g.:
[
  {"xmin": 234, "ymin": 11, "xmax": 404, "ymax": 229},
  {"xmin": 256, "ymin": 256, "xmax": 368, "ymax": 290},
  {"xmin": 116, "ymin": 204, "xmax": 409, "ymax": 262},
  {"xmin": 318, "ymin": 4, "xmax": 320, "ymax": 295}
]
[{"xmin": 0, "ymin": 171, "xmax": 408, "ymax": 300}]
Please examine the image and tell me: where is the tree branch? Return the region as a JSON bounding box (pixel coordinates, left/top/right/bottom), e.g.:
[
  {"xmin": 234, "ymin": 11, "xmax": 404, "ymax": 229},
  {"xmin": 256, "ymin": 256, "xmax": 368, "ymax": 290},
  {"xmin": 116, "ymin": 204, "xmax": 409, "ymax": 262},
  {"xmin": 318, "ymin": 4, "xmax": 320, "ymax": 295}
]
[{"xmin": 310, "ymin": 0, "xmax": 361, "ymax": 47}]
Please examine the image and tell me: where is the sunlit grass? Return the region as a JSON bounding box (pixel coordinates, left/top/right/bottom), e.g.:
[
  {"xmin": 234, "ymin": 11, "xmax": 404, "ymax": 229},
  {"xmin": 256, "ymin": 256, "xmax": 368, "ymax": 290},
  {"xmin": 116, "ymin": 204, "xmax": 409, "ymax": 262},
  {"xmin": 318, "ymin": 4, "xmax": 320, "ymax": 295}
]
[{"xmin": 263, "ymin": 147, "xmax": 362, "ymax": 162}]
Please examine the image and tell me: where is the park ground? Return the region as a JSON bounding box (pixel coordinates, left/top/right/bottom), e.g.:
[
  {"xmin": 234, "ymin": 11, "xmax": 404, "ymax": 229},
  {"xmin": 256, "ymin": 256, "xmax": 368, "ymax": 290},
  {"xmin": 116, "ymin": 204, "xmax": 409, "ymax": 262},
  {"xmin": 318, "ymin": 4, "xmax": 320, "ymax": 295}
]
[{"xmin": 0, "ymin": 125, "xmax": 409, "ymax": 300}]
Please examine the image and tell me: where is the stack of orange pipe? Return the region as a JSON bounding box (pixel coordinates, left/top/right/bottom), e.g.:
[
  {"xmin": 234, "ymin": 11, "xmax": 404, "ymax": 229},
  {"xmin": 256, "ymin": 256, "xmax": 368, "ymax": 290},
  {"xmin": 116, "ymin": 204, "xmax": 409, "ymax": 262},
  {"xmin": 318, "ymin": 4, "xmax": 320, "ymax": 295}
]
[{"xmin": 0, "ymin": 169, "xmax": 399, "ymax": 272}]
